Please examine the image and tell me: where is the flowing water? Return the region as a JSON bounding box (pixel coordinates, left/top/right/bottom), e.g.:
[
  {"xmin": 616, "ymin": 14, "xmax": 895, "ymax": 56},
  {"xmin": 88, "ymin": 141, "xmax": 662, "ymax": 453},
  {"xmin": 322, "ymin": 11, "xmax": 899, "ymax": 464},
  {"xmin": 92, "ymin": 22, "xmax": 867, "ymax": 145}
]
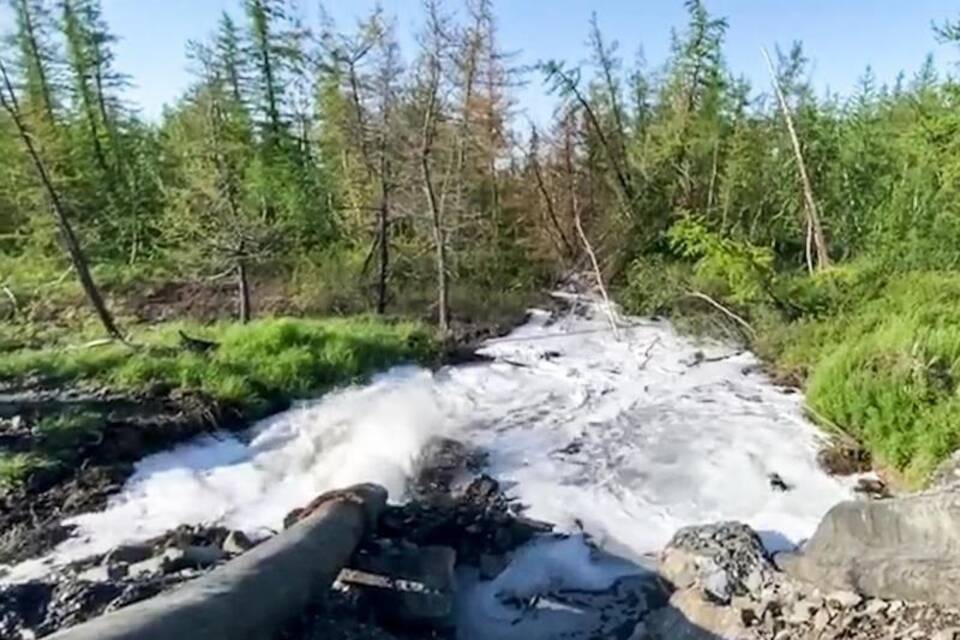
[{"xmin": 3, "ymin": 295, "xmax": 862, "ymax": 637}]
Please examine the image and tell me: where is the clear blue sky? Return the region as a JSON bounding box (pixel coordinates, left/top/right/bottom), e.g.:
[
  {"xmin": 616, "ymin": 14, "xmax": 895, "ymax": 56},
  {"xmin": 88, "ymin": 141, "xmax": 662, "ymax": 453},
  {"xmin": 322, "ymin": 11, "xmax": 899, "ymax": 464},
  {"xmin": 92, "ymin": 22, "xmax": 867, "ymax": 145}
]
[{"xmin": 74, "ymin": 1, "xmax": 960, "ymax": 120}]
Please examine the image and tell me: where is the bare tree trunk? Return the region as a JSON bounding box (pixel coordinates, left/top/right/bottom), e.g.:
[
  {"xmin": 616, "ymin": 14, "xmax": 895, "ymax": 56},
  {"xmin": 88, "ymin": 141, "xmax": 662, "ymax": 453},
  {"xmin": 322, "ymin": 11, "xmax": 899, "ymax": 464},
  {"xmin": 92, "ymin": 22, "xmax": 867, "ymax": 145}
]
[
  {"xmin": 0, "ymin": 59, "xmax": 122, "ymax": 341},
  {"xmin": 376, "ymin": 167, "xmax": 389, "ymax": 315},
  {"xmin": 529, "ymin": 127, "xmax": 575, "ymax": 258},
  {"xmin": 762, "ymin": 47, "xmax": 830, "ymax": 272},
  {"xmin": 237, "ymin": 255, "xmax": 251, "ymax": 324},
  {"xmin": 547, "ymin": 66, "xmax": 637, "ymax": 217},
  {"xmin": 421, "ymin": 144, "xmax": 449, "ymax": 333},
  {"xmin": 419, "ymin": 5, "xmax": 451, "ymax": 334}
]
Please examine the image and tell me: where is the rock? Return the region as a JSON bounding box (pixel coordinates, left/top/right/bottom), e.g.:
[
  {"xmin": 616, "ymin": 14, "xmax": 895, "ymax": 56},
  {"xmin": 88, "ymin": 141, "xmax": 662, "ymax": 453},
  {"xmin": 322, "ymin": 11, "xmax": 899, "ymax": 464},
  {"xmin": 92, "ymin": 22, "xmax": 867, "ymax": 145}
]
[
  {"xmin": 478, "ymin": 553, "xmax": 508, "ymax": 581},
  {"xmin": 645, "ymin": 587, "xmax": 754, "ymax": 640},
  {"xmin": 781, "ymin": 490, "xmax": 960, "ymax": 605},
  {"xmin": 812, "ymin": 607, "xmax": 832, "ymax": 632},
  {"xmin": 864, "ymin": 598, "xmax": 888, "ymax": 616},
  {"xmin": 660, "ymin": 522, "xmax": 775, "ymax": 604},
  {"xmin": 128, "ymin": 555, "xmax": 168, "ymax": 579},
  {"xmin": 934, "ymin": 630, "xmax": 960, "ymax": 640},
  {"xmin": 78, "ymin": 563, "xmax": 128, "ymax": 583},
  {"xmin": 222, "ymin": 530, "xmax": 254, "ymax": 555},
  {"xmin": 826, "ymin": 590, "xmax": 862, "ymax": 608},
  {"xmin": 174, "ymin": 545, "xmax": 226, "ymax": 569},
  {"xmin": 104, "ymin": 543, "xmax": 154, "ymax": 565}
]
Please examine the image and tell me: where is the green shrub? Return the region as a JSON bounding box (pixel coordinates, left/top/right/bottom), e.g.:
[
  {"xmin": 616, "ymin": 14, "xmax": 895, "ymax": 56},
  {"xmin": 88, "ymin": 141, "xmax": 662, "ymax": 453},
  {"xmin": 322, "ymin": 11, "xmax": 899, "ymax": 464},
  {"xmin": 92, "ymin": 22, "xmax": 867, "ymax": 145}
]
[{"xmin": 0, "ymin": 453, "xmax": 55, "ymax": 493}]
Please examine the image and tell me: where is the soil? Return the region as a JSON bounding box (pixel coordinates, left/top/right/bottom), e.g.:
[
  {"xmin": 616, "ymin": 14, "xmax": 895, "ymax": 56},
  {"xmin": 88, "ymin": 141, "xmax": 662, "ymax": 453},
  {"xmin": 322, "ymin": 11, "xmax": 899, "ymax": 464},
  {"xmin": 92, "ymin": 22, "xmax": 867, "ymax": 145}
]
[{"xmin": 0, "ymin": 387, "xmax": 283, "ymax": 566}]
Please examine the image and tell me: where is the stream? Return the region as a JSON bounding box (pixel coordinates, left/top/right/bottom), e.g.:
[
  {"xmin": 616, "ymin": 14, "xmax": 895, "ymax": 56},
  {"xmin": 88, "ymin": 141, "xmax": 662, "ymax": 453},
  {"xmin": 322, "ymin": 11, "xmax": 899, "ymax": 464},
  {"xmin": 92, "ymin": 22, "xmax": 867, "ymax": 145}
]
[{"xmin": 3, "ymin": 295, "xmax": 861, "ymax": 638}]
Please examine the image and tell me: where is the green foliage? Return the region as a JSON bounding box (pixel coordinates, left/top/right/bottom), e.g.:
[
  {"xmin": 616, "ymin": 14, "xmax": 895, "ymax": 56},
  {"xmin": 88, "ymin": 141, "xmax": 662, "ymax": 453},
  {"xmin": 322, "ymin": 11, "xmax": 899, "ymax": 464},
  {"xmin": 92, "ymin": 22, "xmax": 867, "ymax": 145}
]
[
  {"xmin": 667, "ymin": 218, "xmax": 775, "ymax": 305},
  {"xmin": 0, "ymin": 452, "xmax": 54, "ymax": 493}
]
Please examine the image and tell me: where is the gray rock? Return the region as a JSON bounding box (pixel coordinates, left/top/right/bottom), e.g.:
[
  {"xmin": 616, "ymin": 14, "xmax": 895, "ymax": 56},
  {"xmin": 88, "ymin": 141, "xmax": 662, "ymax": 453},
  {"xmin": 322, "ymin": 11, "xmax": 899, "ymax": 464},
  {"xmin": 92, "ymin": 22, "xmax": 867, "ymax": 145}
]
[
  {"xmin": 478, "ymin": 553, "xmax": 508, "ymax": 581},
  {"xmin": 221, "ymin": 531, "xmax": 253, "ymax": 555},
  {"xmin": 104, "ymin": 544, "xmax": 153, "ymax": 565},
  {"xmin": 644, "ymin": 587, "xmax": 754, "ymax": 640},
  {"xmin": 780, "ymin": 490, "xmax": 960, "ymax": 606},
  {"xmin": 77, "ymin": 563, "xmax": 128, "ymax": 582},
  {"xmin": 173, "ymin": 545, "xmax": 227, "ymax": 570},
  {"xmin": 660, "ymin": 522, "xmax": 775, "ymax": 604},
  {"xmin": 826, "ymin": 590, "xmax": 862, "ymax": 608}
]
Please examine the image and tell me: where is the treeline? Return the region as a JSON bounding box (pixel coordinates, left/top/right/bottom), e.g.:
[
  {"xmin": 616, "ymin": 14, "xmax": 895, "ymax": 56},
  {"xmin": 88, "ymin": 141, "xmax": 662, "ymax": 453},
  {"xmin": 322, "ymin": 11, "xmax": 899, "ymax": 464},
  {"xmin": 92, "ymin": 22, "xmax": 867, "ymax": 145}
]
[{"xmin": 3, "ymin": 0, "xmax": 960, "ymax": 336}]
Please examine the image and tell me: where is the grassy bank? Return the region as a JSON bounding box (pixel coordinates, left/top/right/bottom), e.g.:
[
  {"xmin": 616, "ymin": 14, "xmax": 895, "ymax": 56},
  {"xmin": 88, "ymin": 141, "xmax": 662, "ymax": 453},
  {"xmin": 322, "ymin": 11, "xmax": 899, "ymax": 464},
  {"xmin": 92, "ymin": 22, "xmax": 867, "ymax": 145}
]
[
  {"xmin": 623, "ymin": 223, "xmax": 960, "ymax": 486},
  {"xmin": 0, "ymin": 317, "xmax": 437, "ymax": 492}
]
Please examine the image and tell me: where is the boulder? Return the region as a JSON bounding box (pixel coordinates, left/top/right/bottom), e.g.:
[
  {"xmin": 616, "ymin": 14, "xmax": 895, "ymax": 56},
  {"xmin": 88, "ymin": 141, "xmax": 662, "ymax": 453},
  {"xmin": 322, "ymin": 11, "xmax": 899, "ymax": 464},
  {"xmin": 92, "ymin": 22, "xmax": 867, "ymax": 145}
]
[
  {"xmin": 660, "ymin": 522, "xmax": 775, "ymax": 604},
  {"xmin": 222, "ymin": 530, "xmax": 254, "ymax": 555},
  {"xmin": 643, "ymin": 588, "xmax": 754, "ymax": 640},
  {"xmin": 779, "ymin": 490, "xmax": 960, "ymax": 605},
  {"xmin": 104, "ymin": 544, "xmax": 154, "ymax": 565}
]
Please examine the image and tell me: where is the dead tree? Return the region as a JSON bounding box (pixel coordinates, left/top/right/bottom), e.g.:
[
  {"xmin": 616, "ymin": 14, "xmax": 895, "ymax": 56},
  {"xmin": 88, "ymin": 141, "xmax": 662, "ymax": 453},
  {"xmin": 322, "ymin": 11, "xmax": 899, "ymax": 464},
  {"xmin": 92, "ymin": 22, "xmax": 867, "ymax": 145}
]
[
  {"xmin": 542, "ymin": 60, "xmax": 638, "ymax": 219},
  {"xmin": 0, "ymin": 58, "xmax": 123, "ymax": 341},
  {"xmin": 329, "ymin": 12, "xmax": 400, "ymax": 315},
  {"xmin": 762, "ymin": 47, "xmax": 830, "ymax": 272},
  {"xmin": 417, "ymin": 0, "xmax": 452, "ymax": 333}
]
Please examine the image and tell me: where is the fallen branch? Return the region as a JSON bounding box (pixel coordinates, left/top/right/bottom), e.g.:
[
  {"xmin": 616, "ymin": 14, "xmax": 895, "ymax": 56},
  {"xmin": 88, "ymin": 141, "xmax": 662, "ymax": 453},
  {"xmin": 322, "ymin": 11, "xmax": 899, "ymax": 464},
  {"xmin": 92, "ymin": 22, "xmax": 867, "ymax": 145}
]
[
  {"xmin": 574, "ymin": 212, "xmax": 620, "ymax": 339},
  {"xmin": 684, "ymin": 291, "xmax": 756, "ymax": 340},
  {"xmin": 638, "ymin": 336, "xmax": 662, "ymax": 369}
]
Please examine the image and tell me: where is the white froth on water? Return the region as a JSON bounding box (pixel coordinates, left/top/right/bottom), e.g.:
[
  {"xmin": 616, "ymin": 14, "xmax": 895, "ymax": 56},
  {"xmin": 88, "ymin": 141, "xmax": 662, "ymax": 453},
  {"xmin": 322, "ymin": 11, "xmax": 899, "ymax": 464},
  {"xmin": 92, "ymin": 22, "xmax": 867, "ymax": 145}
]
[{"xmin": 3, "ymin": 296, "xmax": 861, "ymax": 637}]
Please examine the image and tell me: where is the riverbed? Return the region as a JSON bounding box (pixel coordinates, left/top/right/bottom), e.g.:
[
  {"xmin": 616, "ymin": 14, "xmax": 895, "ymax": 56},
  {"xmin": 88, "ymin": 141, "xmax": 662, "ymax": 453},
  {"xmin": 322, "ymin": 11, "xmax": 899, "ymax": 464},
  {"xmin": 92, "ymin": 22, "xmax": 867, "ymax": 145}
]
[{"xmin": 3, "ymin": 295, "xmax": 860, "ymax": 637}]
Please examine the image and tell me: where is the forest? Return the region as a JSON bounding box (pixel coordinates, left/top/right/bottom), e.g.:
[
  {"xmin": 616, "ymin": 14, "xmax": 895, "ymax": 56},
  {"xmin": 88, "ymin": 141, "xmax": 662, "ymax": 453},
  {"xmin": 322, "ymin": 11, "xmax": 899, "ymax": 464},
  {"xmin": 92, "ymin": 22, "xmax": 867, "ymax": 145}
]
[{"xmin": 4, "ymin": 0, "xmax": 960, "ymax": 487}]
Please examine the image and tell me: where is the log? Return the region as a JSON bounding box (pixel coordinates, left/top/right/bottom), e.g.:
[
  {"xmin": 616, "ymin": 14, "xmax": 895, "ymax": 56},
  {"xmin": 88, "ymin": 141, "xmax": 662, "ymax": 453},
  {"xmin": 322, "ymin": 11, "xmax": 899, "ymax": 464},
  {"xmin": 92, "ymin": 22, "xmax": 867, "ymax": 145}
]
[{"xmin": 47, "ymin": 483, "xmax": 388, "ymax": 640}]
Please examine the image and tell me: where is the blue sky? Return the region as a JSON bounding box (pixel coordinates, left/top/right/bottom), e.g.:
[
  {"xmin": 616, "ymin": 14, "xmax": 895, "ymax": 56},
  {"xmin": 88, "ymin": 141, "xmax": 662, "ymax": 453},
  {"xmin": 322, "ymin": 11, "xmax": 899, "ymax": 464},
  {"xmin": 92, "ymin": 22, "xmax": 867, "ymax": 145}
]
[{"xmin": 71, "ymin": 1, "xmax": 960, "ymax": 120}]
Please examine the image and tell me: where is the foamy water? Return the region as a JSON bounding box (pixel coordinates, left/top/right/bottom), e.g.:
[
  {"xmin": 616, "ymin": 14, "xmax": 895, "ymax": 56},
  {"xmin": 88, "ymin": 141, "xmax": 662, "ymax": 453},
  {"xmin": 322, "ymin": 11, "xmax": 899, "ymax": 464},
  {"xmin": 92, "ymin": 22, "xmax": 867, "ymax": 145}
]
[{"xmin": 3, "ymin": 296, "xmax": 861, "ymax": 637}]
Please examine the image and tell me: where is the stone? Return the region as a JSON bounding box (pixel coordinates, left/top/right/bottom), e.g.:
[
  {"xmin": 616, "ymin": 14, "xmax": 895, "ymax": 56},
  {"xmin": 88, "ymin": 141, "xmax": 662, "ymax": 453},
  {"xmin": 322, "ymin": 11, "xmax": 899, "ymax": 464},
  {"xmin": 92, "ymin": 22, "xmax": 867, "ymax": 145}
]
[
  {"xmin": 222, "ymin": 530, "xmax": 254, "ymax": 555},
  {"xmin": 174, "ymin": 545, "xmax": 226, "ymax": 569},
  {"xmin": 933, "ymin": 630, "xmax": 960, "ymax": 640},
  {"xmin": 784, "ymin": 600, "xmax": 814, "ymax": 624},
  {"xmin": 104, "ymin": 543, "xmax": 154, "ymax": 565},
  {"xmin": 478, "ymin": 553, "xmax": 508, "ymax": 581},
  {"xmin": 127, "ymin": 555, "xmax": 168, "ymax": 578},
  {"xmin": 660, "ymin": 522, "xmax": 775, "ymax": 604},
  {"xmin": 77, "ymin": 563, "xmax": 127, "ymax": 582},
  {"xmin": 781, "ymin": 490, "xmax": 960, "ymax": 606},
  {"xmin": 826, "ymin": 590, "xmax": 862, "ymax": 608},
  {"xmin": 812, "ymin": 607, "xmax": 832, "ymax": 632},
  {"xmin": 645, "ymin": 587, "xmax": 754, "ymax": 640},
  {"xmin": 863, "ymin": 598, "xmax": 888, "ymax": 616}
]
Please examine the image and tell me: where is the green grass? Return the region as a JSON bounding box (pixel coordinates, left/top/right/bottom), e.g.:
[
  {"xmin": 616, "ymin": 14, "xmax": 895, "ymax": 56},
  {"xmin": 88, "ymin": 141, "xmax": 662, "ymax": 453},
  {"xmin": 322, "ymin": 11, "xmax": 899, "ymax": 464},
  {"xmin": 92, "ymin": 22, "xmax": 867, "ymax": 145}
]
[
  {"xmin": 1, "ymin": 316, "xmax": 438, "ymax": 412},
  {"xmin": 0, "ymin": 452, "xmax": 55, "ymax": 493},
  {"xmin": 0, "ymin": 316, "xmax": 437, "ymax": 494},
  {"xmin": 624, "ymin": 255, "xmax": 960, "ymax": 486}
]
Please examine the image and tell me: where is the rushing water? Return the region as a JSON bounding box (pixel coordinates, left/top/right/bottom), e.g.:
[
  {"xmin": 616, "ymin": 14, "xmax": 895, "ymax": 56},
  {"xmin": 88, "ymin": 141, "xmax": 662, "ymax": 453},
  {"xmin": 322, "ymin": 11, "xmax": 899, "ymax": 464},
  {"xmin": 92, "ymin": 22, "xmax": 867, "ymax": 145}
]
[{"xmin": 3, "ymin": 296, "xmax": 861, "ymax": 637}]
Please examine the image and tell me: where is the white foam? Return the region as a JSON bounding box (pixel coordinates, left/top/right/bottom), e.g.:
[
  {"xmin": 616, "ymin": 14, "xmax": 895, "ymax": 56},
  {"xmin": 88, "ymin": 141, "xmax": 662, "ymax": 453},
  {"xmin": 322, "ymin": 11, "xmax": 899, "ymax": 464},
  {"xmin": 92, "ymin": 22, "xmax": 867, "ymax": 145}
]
[{"xmin": 3, "ymin": 297, "xmax": 861, "ymax": 638}]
